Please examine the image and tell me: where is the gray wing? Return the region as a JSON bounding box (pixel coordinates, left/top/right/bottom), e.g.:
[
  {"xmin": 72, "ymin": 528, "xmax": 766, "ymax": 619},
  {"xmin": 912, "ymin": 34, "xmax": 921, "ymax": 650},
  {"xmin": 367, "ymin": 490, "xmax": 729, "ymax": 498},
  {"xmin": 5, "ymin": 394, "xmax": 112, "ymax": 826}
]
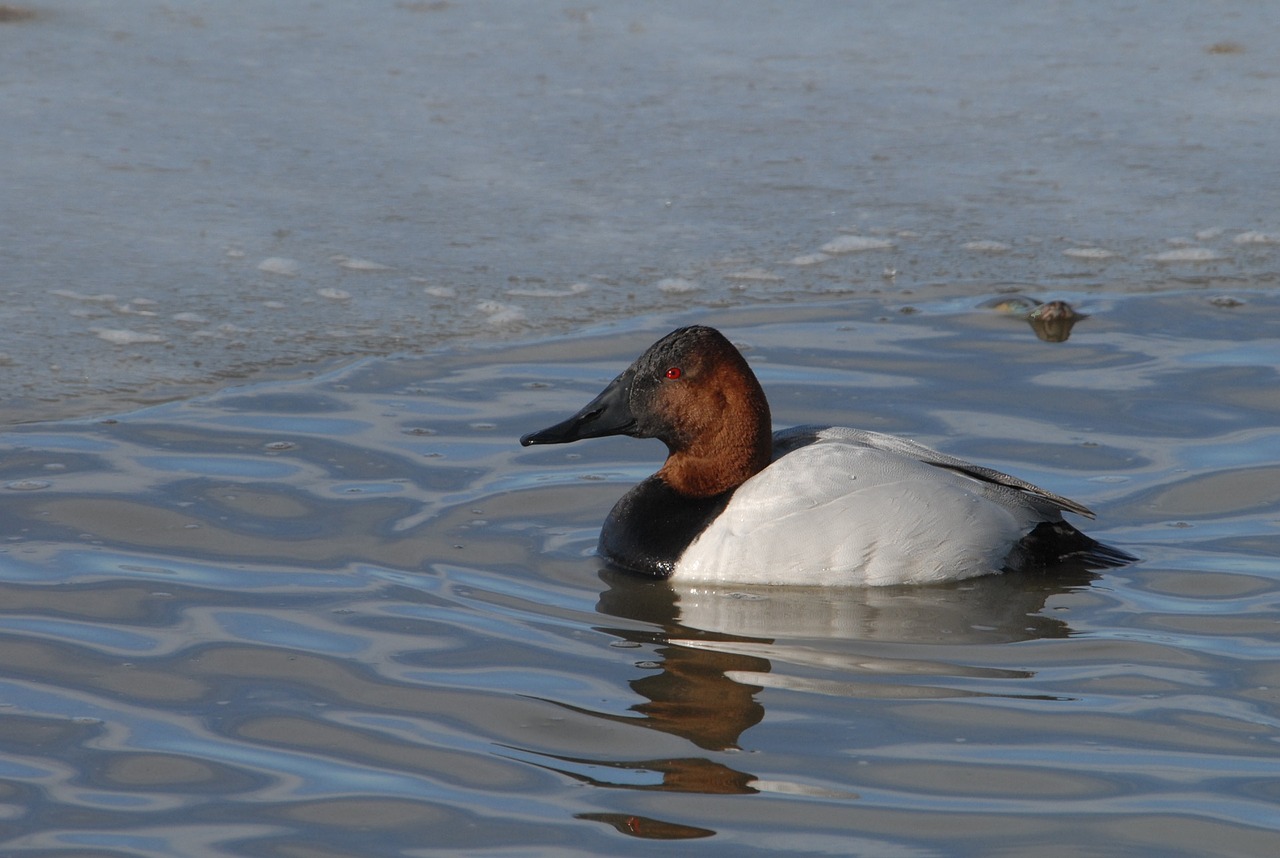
[{"xmin": 773, "ymin": 424, "xmax": 1095, "ymax": 519}]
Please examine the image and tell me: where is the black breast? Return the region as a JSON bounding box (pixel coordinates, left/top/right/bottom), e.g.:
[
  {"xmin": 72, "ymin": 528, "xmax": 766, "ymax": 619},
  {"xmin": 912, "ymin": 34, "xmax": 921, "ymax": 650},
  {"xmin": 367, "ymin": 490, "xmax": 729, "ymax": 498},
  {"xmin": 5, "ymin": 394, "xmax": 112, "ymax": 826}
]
[{"xmin": 598, "ymin": 476, "xmax": 734, "ymax": 578}]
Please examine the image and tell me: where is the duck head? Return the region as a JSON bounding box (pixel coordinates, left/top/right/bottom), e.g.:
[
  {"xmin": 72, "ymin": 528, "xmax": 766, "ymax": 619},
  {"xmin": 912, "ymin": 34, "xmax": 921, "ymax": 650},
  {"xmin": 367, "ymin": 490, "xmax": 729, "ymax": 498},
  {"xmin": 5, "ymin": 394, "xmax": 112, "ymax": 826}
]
[{"xmin": 521, "ymin": 326, "xmax": 772, "ymax": 497}]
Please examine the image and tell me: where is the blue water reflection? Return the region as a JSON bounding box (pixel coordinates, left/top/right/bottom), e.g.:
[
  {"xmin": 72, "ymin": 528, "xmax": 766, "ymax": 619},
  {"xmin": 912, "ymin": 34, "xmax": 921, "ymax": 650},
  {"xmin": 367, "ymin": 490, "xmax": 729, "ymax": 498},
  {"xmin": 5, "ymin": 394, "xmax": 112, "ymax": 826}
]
[{"xmin": 0, "ymin": 294, "xmax": 1278, "ymax": 854}]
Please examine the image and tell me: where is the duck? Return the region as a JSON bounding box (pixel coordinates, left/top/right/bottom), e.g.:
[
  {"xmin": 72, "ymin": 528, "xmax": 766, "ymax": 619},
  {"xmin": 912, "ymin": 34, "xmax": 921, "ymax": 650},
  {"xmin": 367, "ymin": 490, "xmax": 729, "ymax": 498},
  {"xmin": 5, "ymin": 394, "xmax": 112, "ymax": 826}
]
[{"xmin": 520, "ymin": 325, "xmax": 1132, "ymax": 586}]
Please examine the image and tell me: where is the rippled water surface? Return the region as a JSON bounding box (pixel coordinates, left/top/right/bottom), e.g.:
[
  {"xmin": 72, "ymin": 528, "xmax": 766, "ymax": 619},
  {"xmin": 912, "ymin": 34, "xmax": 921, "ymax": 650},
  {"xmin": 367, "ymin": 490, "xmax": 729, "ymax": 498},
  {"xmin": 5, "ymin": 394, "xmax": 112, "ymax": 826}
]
[{"xmin": 2, "ymin": 291, "xmax": 1280, "ymax": 856}]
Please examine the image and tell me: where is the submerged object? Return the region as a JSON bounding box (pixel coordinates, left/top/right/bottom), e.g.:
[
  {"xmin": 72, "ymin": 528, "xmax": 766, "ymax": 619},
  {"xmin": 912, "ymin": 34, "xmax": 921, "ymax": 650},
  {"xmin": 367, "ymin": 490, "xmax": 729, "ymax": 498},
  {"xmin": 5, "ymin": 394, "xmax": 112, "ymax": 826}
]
[{"xmin": 979, "ymin": 295, "xmax": 1084, "ymax": 342}]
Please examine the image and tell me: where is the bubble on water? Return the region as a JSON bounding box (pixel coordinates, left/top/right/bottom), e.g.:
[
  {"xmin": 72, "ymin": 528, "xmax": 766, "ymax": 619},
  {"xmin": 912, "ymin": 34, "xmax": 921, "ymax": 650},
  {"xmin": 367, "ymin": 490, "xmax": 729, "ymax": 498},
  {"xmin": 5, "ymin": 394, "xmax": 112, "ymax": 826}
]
[
  {"xmin": 332, "ymin": 255, "xmax": 393, "ymax": 271},
  {"xmin": 789, "ymin": 252, "xmax": 830, "ymax": 266},
  {"xmin": 656, "ymin": 277, "xmax": 698, "ymax": 294},
  {"xmin": 318, "ymin": 288, "xmax": 352, "ymax": 301},
  {"xmin": 820, "ymin": 235, "xmax": 894, "ymax": 254},
  {"xmin": 5, "ymin": 479, "xmax": 51, "ymax": 491},
  {"xmin": 1147, "ymin": 248, "xmax": 1226, "ymax": 263},
  {"xmin": 263, "ymin": 440, "xmax": 298, "ymax": 452},
  {"xmin": 257, "ymin": 257, "xmax": 301, "ymax": 276},
  {"xmin": 962, "ymin": 240, "xmax": 1011, "ymax": 253},
  {"xmin": 1233, "ymin": 231, "xmax": 1280, "ymax": 245},
  {"xmin": 1063, "ymin": 247, "xmax": 1117, "ymax": 260},
  {"xmin": 93, "ymin": 328, "xmax": 167, "ymax": 345}
]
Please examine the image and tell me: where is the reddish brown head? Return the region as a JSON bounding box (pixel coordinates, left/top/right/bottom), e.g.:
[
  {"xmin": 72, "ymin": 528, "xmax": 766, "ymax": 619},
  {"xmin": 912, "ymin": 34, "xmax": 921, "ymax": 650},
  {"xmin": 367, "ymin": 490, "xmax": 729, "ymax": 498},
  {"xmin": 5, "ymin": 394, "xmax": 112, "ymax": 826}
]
[{"xmin": 520, "ymin": 326, "xmax": 773, "ymax": 498}]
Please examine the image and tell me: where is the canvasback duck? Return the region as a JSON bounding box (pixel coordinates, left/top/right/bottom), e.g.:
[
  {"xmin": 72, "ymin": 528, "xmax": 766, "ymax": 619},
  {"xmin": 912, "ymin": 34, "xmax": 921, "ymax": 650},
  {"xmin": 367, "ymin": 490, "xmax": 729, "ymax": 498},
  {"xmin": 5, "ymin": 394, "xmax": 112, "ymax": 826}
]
[{"xmin": 520, "ymin": 325, "xmax": 1131, "ymax": 586}]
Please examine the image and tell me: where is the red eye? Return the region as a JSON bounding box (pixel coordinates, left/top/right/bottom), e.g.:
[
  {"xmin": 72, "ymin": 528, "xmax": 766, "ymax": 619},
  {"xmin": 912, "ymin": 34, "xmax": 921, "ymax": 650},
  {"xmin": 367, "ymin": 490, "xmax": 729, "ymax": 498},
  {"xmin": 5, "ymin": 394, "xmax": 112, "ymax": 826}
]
[{"xmin": 665, "ymin": 367, "xmax": 682, "ymax": 380}]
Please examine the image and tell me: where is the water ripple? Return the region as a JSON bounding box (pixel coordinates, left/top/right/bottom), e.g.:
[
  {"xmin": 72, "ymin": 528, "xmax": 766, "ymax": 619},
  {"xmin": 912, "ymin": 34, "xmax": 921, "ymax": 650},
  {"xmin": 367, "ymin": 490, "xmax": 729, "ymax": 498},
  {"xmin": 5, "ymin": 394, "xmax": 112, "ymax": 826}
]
[{"xmin": 1, "ymin": 295, "xmax": 1279, "ymax": 853}]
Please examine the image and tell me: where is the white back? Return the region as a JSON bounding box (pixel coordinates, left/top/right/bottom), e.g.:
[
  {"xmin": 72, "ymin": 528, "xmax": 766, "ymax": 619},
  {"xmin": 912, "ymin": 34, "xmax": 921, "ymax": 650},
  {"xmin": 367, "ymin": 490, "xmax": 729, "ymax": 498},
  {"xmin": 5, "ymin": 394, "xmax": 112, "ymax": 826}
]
[{"xmin": 673, "ymin": 429, "xmax": 1053, "ymax": 586}]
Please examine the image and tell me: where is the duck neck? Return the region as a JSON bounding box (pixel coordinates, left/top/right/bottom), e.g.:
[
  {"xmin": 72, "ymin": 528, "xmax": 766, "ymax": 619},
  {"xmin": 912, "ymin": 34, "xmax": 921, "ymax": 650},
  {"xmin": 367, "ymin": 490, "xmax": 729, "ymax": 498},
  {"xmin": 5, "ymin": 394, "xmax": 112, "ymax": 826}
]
[{"xmin": 657, "ymin": 398, "xmax": 772, "ymax": 499}]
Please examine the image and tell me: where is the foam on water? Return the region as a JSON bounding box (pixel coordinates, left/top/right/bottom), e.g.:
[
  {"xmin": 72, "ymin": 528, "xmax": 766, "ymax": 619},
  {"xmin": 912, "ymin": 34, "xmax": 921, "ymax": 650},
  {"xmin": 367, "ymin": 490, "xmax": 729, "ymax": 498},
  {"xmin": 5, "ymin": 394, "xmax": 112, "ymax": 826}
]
[
  {"xmin": 820, "ymin": 235, "xmax": 896, "ymax": 254},
  {"xmin": 724, "ymin": 268, "xmax": 784, "ymax": 283},
  {"xmin": 1148, "ymin": 248, "xmax": 1228, "ymax": 263},
  {"xmin": 92, "ymin": 328, "xmax": 168, "ymax": 346},
  {"xmin": 332, "ymin": 255, "xmax": 394, "ymax": 271},
  {"xmin": 789, "ymin": 252, "xmax": 831, "ymax": 266},
  {"xmin": 962, "ymin": 240, "xmax": 1013, "ymax": 253},
  {"xmin": 1062, "ymin": 247, "xmax": 1118, "ymax": 260},
  {"xmin": 505, "ymin": 282, "xmax": 592, "ymax": 298},
  {"xmin": 656, "ymin": 277, "xmax": 700, "ymax": 294},
  {"xmin": 256, "ymin": 257, "xmax": 302, "ymax": 277},
  {"xmin": 476, "ymin": 300, "xmax": 527, "ymax": 327},
  {"xmin": 1234, "ymin": 231, "xmax": 1280, "ymax": 245}
]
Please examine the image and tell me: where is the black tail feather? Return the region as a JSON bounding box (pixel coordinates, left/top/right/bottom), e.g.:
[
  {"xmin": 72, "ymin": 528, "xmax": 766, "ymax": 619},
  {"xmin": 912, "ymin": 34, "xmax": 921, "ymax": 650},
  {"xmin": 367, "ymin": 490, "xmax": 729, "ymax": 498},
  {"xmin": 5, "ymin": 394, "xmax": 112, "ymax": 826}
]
[{"xmin": 1013, "ymin": 520, "xmax": 1137, "ymax": 572}]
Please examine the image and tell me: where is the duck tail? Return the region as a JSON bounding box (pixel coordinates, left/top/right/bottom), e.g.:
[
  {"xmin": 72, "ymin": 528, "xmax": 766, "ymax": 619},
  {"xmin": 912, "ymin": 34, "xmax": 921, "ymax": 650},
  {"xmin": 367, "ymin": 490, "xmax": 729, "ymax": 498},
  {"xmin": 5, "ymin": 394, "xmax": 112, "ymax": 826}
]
[{"xmin": 1014, "ymin": 520, "xmax": 1137, "ymax": 571}]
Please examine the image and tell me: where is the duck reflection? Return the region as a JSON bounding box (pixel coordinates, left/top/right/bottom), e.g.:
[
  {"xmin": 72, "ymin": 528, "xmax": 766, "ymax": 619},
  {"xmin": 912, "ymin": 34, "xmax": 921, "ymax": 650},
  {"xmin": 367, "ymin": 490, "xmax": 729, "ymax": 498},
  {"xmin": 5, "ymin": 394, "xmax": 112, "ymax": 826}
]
[
  {"xmin": 632, "ymin": 566, "xmax": 1096, "ymax": 647},
  {"xmin": 557, "ymin": 565, "xmax": 1097, "ymax": 803}
]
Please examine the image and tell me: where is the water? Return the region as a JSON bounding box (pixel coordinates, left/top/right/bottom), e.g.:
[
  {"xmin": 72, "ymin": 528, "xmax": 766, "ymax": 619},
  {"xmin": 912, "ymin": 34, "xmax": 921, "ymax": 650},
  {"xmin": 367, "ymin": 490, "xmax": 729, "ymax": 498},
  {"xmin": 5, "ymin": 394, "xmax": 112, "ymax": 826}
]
[
  {"xmin": 3, "ymin": 1, "xmax": 1278, "ymax": 421},
  {"xmin": 2, "ymin": 291, "xmax": 1279, "ymax": 856},
  {"xmin": 3, "ymin": 1, "xmax": 1280, "ymax": 854}
]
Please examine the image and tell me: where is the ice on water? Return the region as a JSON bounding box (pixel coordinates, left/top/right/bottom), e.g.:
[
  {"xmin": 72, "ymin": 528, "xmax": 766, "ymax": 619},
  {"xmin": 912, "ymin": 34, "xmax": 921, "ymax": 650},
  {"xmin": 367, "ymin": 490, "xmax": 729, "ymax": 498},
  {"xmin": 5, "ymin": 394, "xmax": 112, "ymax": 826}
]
[
  {"xmin": 256, "ymin": 257, "xmax": 302, "ymax": 277},
  {"xmin": 820, "ymin": 235, "xmax": 895, "ymax": 254},
  {"xmin": 2, "ymin": 1, "xmax": 1278, "ymax": 423}
]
